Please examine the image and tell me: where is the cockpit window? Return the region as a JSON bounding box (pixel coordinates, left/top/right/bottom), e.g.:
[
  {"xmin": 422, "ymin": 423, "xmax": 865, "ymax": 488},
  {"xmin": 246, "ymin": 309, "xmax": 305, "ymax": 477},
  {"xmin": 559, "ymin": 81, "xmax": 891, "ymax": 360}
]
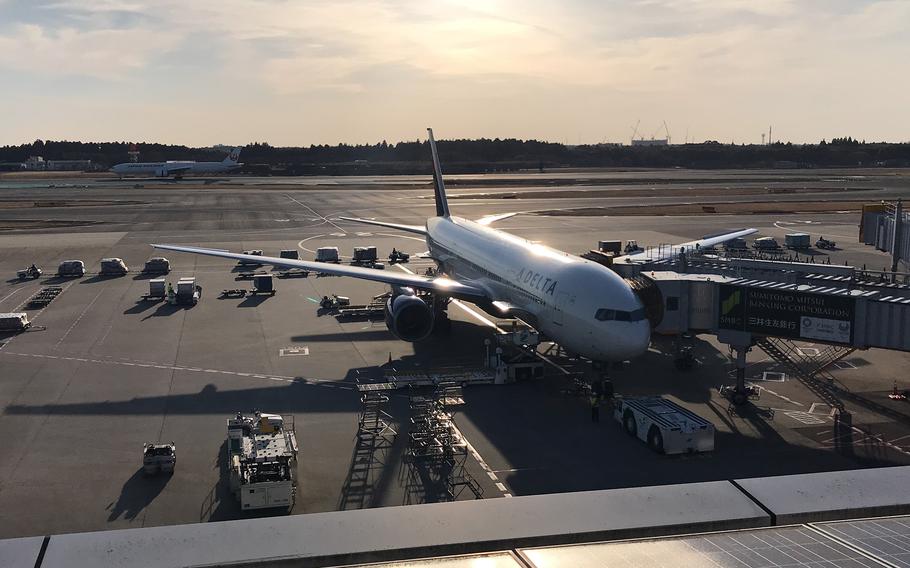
[{"xmin": 595, "ymin": 308, "xmax": 646, "ymax": 322}]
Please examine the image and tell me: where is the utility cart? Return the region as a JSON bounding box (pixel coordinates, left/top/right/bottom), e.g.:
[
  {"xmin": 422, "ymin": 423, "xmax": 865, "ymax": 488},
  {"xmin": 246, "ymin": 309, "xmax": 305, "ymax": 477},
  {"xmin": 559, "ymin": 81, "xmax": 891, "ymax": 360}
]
[{"xmin": 250, "ymin": 274, "xmax": 275, "ymax": 296}]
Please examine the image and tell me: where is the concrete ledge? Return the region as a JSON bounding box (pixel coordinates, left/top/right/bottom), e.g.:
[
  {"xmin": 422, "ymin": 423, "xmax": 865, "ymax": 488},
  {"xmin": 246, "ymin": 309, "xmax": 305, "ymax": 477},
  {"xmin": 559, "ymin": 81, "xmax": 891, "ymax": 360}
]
[
  {"xmin": 39, "ymin": 480, "xmax": 769, "ymax": 568},
  {"xmin": 735, "ymin": 465, "xmax": 910, "ymax": 525},
  {"xmin": 0, "ymin": 536, "xmax": 46, "ymax": 568}
]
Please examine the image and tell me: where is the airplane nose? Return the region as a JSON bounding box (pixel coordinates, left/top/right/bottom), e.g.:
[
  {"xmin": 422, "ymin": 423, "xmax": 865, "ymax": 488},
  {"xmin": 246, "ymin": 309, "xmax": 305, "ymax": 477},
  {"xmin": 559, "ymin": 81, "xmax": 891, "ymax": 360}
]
[{"xmin": 608, "ymin": 321, "xmax": 651, "ymax": 361}]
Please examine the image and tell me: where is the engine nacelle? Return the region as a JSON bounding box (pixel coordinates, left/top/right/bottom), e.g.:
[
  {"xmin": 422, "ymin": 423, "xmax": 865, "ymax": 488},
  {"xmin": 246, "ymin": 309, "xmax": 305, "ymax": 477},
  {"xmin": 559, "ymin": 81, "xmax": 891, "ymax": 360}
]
[{"xmin": 385, "ymin": 293, "xmax": 435, "ymax": 342}]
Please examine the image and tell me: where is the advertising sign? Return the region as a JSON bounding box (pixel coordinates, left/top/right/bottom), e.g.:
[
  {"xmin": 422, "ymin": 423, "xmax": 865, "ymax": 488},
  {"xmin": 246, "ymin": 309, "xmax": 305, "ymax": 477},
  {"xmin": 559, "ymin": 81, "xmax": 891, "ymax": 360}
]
[{"xmin": 718, "ymin": 284, "xmax": 854, "ymax": 344}]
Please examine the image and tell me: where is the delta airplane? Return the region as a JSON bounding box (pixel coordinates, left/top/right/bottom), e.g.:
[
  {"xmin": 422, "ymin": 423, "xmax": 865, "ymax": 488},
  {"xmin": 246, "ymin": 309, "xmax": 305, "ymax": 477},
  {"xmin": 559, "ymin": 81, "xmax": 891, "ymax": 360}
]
[
  {"xmin": 153, "ymin": 129, "xmax": 755, "ymax": 362},
  {"xmin": 110, "ymin": 147, "xmax": 243, "ymax": 178}
]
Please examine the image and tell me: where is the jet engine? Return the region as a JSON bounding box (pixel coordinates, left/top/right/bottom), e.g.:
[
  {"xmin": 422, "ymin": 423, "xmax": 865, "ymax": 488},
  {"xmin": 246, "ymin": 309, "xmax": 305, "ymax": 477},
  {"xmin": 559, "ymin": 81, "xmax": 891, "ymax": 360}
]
[
  {"xmin": 155, "ymin": 167, "xmax": 169, "ymax": 177},
  {"xmin": 385, "ymin": 292, "xmax": 435, "ymax": 342}
]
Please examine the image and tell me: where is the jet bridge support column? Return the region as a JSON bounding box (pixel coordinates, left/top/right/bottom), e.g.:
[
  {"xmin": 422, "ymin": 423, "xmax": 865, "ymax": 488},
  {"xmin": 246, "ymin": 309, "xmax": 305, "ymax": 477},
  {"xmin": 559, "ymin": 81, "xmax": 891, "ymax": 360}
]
[{"xmin": 718, "ymin": 330, "xmax": 754, "ymax": 406}]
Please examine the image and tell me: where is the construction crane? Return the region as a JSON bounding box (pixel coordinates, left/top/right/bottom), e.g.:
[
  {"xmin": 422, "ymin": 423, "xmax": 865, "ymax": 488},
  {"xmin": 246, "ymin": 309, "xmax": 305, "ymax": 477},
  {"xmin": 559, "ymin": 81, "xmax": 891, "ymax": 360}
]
[{"xmin": 630, "ymin": 119, "xmax": 641, "ymax": 144}]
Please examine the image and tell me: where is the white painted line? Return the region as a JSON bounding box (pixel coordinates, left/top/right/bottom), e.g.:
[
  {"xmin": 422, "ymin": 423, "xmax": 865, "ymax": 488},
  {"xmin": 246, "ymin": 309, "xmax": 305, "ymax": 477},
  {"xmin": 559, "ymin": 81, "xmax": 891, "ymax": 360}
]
[
  {"xmin": 54, "ymin": 287, "xmax": 104, "ymax": 350},
  {"xmin": 495, "ymin": 482, "xmax": 507, "ymax": 492},
  {"xmin": 487, "ymin": 471, "xmax": 498, "ymax": 480},
  {"xmin": 760, "ymin": 386, "xmax": 805, "ymax": 407}
]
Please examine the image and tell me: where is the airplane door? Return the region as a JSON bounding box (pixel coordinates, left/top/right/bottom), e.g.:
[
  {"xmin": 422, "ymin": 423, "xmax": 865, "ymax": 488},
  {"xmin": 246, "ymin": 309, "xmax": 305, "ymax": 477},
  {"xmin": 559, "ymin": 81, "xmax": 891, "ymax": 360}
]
[{"xmin": 554, "ymin": 292, "xmax": 570, "ymax": 326}]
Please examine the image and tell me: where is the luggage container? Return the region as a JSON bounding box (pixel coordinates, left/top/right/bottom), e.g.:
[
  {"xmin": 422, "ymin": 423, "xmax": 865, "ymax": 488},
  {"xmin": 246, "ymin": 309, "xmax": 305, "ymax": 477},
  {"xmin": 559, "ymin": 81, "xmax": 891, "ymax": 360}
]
[
  {"xmin": 785, "ymin": 233, "xmax": 811, "ymax": 250},
  {"xmin": 143, "ymin": 257, "xmax": 170, "ymax": 274},
  {"xmin": 251, "ymin": 274, "xmax": 275, "ymax": 296},
  {"xmin": 598, "ymin": 240, "xmax": 622, "ymax": 254},
  {"xmin": 315, "ymin": 247, "xmax": 340, "ymax": 263},
  {"xmin": 100, "ymin": 257, "xmax": 129, "ymax": 276},
  {"xmin": 56, "ymin": 260, "xmax": 85, "ymax": 278},
  {"xmin": 614, "ymin": 396, "xmax": 714, "ymax": 454},
  {"xmin": 238, "ymin": 250, "xmax": 263, "ymax": 266},
  {"xmin": 175, "ymin": 277, "xmax": 199, "ymax": 305},
  {"xmin": 279, "ymin": 250, "xmax": 299, "ymax": 260},
  {"xmin": 753, "ymin": 237, "xmax": 780, "ymax": 250},
  {"xmin": 725, "ymin": 237, "xmax": 748, "ymax": 250},
  {"xmin": 352, "ymin": 246, "xmax": 378, "ymax": 263},
  {"xmin": 0, "ymin": 312, "xmax": 30, "ymax": 332},
  {"xmin": 146, "ymin": 278, "xmax": 166, "ymax": 299}
]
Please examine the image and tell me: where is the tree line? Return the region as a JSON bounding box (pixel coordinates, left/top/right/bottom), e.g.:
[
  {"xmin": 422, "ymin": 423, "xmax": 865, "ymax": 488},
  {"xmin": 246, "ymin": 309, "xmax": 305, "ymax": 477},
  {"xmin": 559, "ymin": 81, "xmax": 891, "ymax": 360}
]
[{"xmin": 1, "ymin": 137, "xmax": 908, "ymax": 174}]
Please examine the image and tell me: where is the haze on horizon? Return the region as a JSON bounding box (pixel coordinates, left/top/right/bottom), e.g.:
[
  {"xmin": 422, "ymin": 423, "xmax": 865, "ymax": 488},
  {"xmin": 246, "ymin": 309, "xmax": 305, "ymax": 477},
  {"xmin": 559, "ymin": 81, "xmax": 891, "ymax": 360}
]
[{"xmin": 0, "ymin": 0, "xmax": 907, "ymax": 148}]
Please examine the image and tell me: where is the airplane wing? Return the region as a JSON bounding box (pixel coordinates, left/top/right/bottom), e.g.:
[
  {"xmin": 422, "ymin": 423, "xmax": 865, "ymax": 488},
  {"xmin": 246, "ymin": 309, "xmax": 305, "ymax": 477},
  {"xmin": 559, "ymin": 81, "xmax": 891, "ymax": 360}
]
[
  {"xmin": 166, "ymin": 165, "xmax": 193, "ymax": 174},
  {"xmin": 151, "ymin": 244, "xmax": 488, "ymax": 301},
  {"xmin": 619, "ymin": 228, "xmax": 758, "ymax": 261},
  {"xmin": 475, "ymin": 212, "xmax": 518, "ymax": 226},
  {"xmin": 337, "ymin": 217, "xmax": 427, "ymax": 235}
]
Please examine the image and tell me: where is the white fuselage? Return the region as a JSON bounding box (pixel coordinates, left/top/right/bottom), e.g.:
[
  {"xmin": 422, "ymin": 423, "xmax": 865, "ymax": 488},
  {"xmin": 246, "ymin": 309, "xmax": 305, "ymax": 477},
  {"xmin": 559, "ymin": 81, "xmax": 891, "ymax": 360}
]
[
  {"xmin": 109, "ymin": 161, "xmax": 239, "ymax": 177},
  {"xmin": 426, "ymin": 216, "xmax": 651, "ymax": 361}
]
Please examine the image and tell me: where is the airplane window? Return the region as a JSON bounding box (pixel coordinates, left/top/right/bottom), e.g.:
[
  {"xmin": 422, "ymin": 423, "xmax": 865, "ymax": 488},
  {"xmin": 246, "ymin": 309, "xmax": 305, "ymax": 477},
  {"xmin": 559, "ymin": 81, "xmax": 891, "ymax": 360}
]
[{"xmin": 597, "ymin": 308, "xmax": 647, "ymax": 322}]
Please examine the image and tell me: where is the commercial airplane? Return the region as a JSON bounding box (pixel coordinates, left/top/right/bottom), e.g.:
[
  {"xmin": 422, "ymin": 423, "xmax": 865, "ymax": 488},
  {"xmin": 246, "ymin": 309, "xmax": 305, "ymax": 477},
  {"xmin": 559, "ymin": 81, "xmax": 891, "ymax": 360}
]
[
  {"xmin": 153, "ymin": 129, "xmax": 755, "ymax": 362},
  {"xmin": 110, "ymin": 147, "xmax": 243, "ymax": 178}
]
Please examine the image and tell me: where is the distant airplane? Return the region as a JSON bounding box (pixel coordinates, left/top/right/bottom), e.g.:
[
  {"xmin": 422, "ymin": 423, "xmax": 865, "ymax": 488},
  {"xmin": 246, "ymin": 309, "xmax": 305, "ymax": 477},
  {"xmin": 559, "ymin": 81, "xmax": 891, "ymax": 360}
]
[
  {"xmin": 110, "ymin": 147, "xmax": 243, "ymax": 178},
  {"xmin": 153, "ymin": 130, "xmax": 754, "ymax": 362}
]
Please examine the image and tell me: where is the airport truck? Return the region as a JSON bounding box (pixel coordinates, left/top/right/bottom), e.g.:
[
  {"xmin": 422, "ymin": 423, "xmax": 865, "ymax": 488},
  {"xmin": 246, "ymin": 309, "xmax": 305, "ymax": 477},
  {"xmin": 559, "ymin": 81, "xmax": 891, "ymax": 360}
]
[
  {"xmin": 142, "ymin": 442, "xmax": 176, "ymax": 475},
  {"xmin": 100, "ymin": 258, "xmax": 129, "ymax": 276},
  {"xmin": 753, "ymin": 237, "xmax": 780, "ymax": 251},
  {"xmin": 227, "ymin": 412, "xmax": 298, "ymax": 511},
  {"xmin": 614, "ymin": 396, "xmax": 714, "ymax": 455},
  {"xmin": 0, "ymin": 312, "xmax": 30, "ymax": 332}
]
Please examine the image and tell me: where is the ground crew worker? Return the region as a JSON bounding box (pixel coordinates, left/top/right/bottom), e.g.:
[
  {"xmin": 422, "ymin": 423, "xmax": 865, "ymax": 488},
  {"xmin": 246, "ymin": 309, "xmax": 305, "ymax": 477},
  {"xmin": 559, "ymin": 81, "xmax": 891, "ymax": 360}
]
[
  {"xmin": 167, "ymin": 282, "xmax": 175, "ymax": 303},
  {"xmin": 590, "ymin": 394, "xmax": 600, "ymax": 423}
]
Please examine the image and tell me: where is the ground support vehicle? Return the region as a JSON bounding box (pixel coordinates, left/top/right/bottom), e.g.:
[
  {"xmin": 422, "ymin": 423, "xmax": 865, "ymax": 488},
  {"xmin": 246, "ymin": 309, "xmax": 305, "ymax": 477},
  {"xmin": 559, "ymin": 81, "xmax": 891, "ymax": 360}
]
[
  {"xmin": 614, "ymin": 396, "xmax": 715, "ymax": 455},
  {"xmin": 56, "ymin": 260, "xmax": 85, "ymax": 278},
  {"xmin": 17, "ymin": 265, "xmax": 42, "ymax": 280},
  {"xmin": 227, "ymin": 412, "xmax": 298, "ymax": 511},
  {"xmin": 143, "ymin": 442, "xmax": 176, "ymax": 475}
]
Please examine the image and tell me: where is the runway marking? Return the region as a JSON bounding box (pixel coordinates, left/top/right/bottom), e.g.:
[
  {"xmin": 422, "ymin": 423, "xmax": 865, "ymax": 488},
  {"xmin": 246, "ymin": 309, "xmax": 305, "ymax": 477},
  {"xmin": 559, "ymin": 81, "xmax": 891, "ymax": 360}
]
[
  {"xmin": 0, "ymin": 287, "xmax": 23, "ymax": 306},
  {"xmin": 54, "ymin": 287, "xmax": 105, "ymax": 350},
  {"xmin": 0, "ymin": 351, "xmax": 356, "ymax": 390},
  {"xmin": 285, "ymin": 194, "xmax": 346, "ymax": 234},
  {"xmin": 758, "ymin": 386, "xmax": 805, "ymax": 407}
]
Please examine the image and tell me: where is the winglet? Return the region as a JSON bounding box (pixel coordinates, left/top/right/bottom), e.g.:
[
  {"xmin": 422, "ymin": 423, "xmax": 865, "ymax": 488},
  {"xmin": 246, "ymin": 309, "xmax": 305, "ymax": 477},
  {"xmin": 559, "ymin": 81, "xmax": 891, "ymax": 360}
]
[{"xmin": 427, "ymin": 128, "xmax": 450, "ymax": 217}]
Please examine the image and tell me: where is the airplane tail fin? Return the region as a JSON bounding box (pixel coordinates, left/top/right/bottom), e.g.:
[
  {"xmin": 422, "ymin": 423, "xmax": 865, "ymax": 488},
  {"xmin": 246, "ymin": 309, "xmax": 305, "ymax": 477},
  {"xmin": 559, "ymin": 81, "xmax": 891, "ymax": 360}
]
[
  {"xmin": 223, "ymin": 147, "xmax": 242, "ymax": 165},
  {"xmin": 427, "ymin": 128, "xmax": 450, "ymax": 218}
]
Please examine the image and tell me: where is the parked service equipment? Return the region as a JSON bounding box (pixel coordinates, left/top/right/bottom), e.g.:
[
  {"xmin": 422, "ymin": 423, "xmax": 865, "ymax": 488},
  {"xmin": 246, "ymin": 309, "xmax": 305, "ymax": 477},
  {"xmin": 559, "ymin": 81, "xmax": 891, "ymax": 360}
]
[
  {"xmin": 598, "ymin": 240, "xmax": 622, "ymax": 255},
  {"xmin": 352, "ymin": 246, "xmax": 378, "ymax": 264},
  {"xmin": 238, "ymin": 250, "xmax": 263, "ymax": 266},
  {"xmin": 624, "ymin": 240, "xmax": 642, "ymax": 254},
  {"xmin": 319, "ymin": 294, "xmax": 351, "ymax": 310},
  {"xmin": 251, "ymin": 274, "xmax": 275, "ymax": 296},
  {"xmin": 615, "ymin": 396, "xmax": 714, "ymax": 455},
  {"xmin": 388, "ymin": 248, "xmax": 410, "ymax": 264},
  {"xmin": 56, "ymin": 260, "xmax": 85, "ymax": 278},
  {"xmin": 16, "ymin": 265, "xmax": 42, "ymax": 280},
  {"xmin": 227, "ymin": 411, "xmax": 298, "ymax": 510},
  {"xmin": 100, "ymin": 257, "xmax": 129, "ymax": 276},
  {"xmin": 275, "ymin": 268, "xmax": 309, "ymax": 279},
  {"xmin": 142, "ymin": 257, "xmax": 170, "ymax": 274},
  {"xmin": 279, "ymin": 250, "xmax": 299, "ymax": 260},
  {"xmin": 785, "ymin": 233, "xmax": 811, "ymax": 250},
  {"xmin": 174, "ymin": 277, "xmax": 199, "ymax": 305},
  {"xmin": 315, "ymin": 247, "xmax": 340, "ymax": 263},
  {"xmin": 220, "ymin": 288, "xmax": 247, "ymax": 298},
  {"xmin": 0, "ymin": 312, "xmax": 30, "ymax": 331},
  {"xmin": 725, "ymin": 237, "xmax": 748, "ymax": 250},
  {"xmin": 142, "ymin": 442, "xmax": 176, "ymax": 475},
  {"xmin": 142, "ymin": 278, "xmax": 167, "ymax": 301},
  {"xmin": 753, "ymin": 237, "xmax": 780, "ymax": 250},
  {"xmin": 27, "ymin": 286, "xmax": 62, "ymax": 308},
  {"xmin": 816, "ymin": 237, "xmax": 836, "ymax": 249}
]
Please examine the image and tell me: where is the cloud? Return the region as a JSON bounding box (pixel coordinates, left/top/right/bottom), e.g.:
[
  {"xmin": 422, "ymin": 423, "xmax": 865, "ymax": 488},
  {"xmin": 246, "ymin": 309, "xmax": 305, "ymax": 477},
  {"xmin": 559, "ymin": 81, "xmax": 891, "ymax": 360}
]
[{"xmin": 0, "ymin": 0, "xmax": 907, "ymax": 144}]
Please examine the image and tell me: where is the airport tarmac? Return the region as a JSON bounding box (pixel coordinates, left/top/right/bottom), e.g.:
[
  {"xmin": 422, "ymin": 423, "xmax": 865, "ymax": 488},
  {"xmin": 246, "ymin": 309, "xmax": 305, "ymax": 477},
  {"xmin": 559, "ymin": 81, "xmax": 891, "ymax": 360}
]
[{"xmin": 1, "ymin": 169, "xmax": 909, "ymax": 539}]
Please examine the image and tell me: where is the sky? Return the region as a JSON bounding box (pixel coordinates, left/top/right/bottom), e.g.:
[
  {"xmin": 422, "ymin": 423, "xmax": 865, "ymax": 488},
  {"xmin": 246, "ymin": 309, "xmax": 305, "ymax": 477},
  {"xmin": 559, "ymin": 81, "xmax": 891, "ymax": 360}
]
[{"xmin": 0, "ymin": 0, "xmax": 908, "ymax": 146}]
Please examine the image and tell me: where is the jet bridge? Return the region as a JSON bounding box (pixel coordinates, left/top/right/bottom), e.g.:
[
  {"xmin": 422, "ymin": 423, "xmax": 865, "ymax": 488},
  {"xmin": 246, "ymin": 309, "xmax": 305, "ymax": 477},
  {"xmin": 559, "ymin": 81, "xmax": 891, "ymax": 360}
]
[{"xmin": 611, "ymin": 252, "xmax": 910, "ymax": 406}]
